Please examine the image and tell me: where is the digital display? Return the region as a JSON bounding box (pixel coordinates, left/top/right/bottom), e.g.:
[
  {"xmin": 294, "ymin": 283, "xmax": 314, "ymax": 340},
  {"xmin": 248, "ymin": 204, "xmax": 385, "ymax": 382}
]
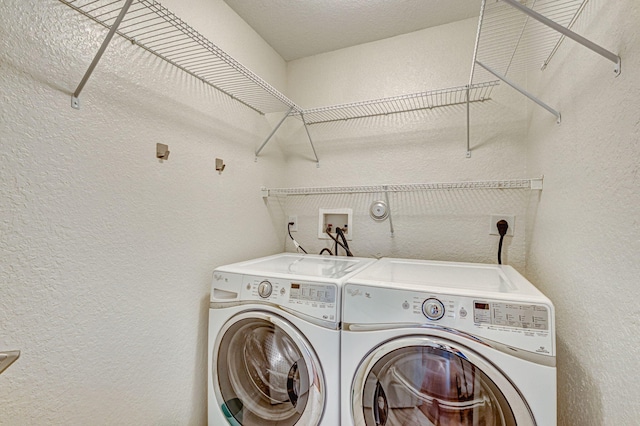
[
  {"xmin": 289, "ymin": 283, "xmax": 336, "ymax": 303},
  {"xmin": 475, "ymin": 302, "xmax": 490, "ymax": 310}
]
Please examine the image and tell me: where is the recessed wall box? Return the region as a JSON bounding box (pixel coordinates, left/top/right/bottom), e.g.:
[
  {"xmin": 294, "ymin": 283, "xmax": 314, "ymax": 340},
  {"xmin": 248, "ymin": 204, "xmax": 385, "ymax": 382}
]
[{"xmin": 318, "ymin": 208, "xmax": 352, "ymax": 240}]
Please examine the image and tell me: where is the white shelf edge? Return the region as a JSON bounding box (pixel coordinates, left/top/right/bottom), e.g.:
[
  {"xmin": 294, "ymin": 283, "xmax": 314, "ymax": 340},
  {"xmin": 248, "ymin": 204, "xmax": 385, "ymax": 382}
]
[{"xmin": 263, "ymin": 178, "xmax": 543, "ymax": 197}]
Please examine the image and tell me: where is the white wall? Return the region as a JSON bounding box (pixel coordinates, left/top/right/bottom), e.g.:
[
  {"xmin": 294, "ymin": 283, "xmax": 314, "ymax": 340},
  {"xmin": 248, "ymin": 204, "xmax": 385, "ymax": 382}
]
[
  {"xmin": 0, "ymin": 0, "xmax": 287, "ymax": 424},
  {"xmin": 3, "ymin": 0, "xmax": 639, "ymax": 424},
  {"xmin": 525, "ymin": 0, "xmax": 640, "ymax": 424},
  {"xmin": 281, "ymin": 18, "xmax": 532, "ymax": 269}
]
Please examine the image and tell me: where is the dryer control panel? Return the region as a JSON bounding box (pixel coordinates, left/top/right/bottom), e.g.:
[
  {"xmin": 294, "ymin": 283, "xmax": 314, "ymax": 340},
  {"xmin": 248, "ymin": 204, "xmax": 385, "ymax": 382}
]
[{"xmin": 343, "ymin": 283, "xmax": 555, "ymax": 357}]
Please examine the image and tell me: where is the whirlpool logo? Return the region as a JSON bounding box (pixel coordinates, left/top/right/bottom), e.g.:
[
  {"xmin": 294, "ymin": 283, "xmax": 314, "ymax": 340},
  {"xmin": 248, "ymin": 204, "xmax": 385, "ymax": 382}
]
[
  {"xmin": 347, "ymin": 288, "xmax": 362, "ymax": 297},
  {"xmin": 535, "ymin": 346, "xmax": 550, "ymax": 354}
]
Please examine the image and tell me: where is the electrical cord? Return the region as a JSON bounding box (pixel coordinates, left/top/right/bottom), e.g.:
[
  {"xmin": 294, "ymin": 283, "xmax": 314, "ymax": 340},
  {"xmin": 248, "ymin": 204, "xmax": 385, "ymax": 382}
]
[
  {"xmin": 496, "ymin": 220, "xmax": 509, "ymax": 264},
  {"xmin": 288, "ymin": 222, "xmax": 307, "ymax": 254},
  {"xmin": 336, "ymin": 227, "xmax": 353, "ymax": 257},
  {"xmin": 285, "ymin": 221, "xmax": 351, "ymax": 257},
  {"xmin": 325, "ymin": 227, "xmax": 353, "ymax": 257}
]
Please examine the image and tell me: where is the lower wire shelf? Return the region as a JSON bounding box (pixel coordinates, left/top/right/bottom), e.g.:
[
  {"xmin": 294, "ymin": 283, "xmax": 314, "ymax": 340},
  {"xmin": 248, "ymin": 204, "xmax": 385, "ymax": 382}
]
[{"xmin": 262, "ymin": 178, "xmax": 543, "ymax": 197}]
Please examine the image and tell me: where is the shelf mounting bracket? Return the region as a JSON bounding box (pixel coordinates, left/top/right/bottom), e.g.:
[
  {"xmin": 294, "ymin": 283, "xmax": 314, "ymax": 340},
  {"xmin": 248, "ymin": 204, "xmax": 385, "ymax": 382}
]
[
  {"xmin": 501, "ymin": 0, "xmax": 621, "ymax": 76},
  {"xmin": 476, "ymin": 60, "xmax": 561, "ymax": 123},
  {"xmin": 255, "ymin": 107, "xmax": 294, "ymax": 160},
  {"xmin": 300, "ymin": 113, "xmax": 320, "ymax": 168},
  {"xmin": 466, "ymin": 86, "xmax": 471, "ymax": 158},
  {"xmin": 71, "ymin": 0, "xmax": 134, "ymax": 109}
]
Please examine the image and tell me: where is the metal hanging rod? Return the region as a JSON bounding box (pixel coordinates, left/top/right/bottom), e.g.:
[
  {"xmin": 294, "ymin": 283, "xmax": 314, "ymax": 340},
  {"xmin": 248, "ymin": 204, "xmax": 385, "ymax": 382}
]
[
  {"xmin": 291, "ymin": 82, "xmax": 499, "ymax": 125},
  {"xmin": 501, "ymin": 0, "xmax": 620, "ymax": 74},
  {"xmin": 470, "ymin": 0, "xmax": 620, "ymax": 85},
  {"xmin": 262, "ymin": 178, "xmax": 543, "ymax": 197},
  {"xmin": 59, "ymin": 0, "xmax": 301, "ymax": 115}
]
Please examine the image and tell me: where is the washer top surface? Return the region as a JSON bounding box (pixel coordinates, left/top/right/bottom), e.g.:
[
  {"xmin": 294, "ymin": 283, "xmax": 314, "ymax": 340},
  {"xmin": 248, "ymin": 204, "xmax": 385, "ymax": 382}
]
[
  {"xmin": 215, "ymin": 252, "xmax": 376, "ymax": 283},
  {"xmin": 347, "ymin": 257, "xmax": 548, "ymax": 301}
]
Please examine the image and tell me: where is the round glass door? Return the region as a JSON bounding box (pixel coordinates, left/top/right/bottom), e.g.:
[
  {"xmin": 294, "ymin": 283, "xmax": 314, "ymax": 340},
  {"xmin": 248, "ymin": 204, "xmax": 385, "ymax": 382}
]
[
  {"xmin": 352, "ymin": 336, "xmax": 535, "ymax": 426},
  {"xmin": 214, "ymin": 311, "xmax": 325, "ymax": 426}
]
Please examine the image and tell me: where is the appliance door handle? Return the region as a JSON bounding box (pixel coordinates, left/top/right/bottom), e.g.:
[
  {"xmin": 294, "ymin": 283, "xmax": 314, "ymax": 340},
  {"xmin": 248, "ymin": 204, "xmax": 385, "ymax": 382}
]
[{"xmin": 287, "ymin": 361, "xmax": 299, "ymax": 407}]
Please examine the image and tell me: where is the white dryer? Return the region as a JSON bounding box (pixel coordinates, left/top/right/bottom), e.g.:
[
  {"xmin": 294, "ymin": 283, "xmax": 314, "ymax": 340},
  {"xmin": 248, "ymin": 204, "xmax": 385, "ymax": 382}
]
[
  {"xmin": 208, "ymin": 253, "xmax": 376, "ymax": 426},
  {"xmin": 341, "ymin": 258, "xmax": 556, "ymax": 426}
]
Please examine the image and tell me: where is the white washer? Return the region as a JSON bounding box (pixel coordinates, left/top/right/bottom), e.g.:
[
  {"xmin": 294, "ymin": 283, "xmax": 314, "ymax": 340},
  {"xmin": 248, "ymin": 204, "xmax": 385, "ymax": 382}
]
[
  {"xmin": 208, "ymin": 253, "xmax": 376, "ymax": 426},
  {"xmin": 341, "ymin": 258, "xmax": 556, "ymax": 426}
]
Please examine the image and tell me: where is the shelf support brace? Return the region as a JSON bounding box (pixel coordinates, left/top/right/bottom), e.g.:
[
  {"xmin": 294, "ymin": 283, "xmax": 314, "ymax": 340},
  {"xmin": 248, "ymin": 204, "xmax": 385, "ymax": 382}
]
[
  {"xmin": 476, "ymin": 60, "xmax": 561, "ymax": 123},
  {"xmin": 501, "ymin": 0, "xmax": 621, "ymax": 76},
  {"xmin": 71, "ymin": 0, "xmax": 134, "ymax": 109},
  {"xmin": 255, "ymin": 107, "xmax": 294, "ymax": 160},
  {"xmin": 300, "ymin": 113, "xmax": 320, "ymax": 168},
  {"xmin": 466, "ymin": 86, "xmax": 471, "ymax": 158},
  {"xmin": 383, "ymin": 187, "xmax": 395, "ymax": 236}
]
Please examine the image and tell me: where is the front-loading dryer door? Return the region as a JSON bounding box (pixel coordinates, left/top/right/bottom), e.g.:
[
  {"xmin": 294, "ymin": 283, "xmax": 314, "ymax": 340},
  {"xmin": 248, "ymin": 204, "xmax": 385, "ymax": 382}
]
[
  {"xmin": 213, "ymin": 310, "xmax": 325, "ymax": 426},
  {"xmin": 351, "ymin": 336, "xmax": 535, "ymax": 426}
]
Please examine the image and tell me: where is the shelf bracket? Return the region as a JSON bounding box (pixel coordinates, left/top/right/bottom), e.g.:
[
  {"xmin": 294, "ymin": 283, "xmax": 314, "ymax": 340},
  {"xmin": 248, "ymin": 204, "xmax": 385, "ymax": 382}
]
[
  {"xmin": 300, "ymin": 113, "xmax": 320, "ymax": 168},
  {"xmin": 255, "ymin": 107, "xmax": 294, "ymax": 160},
  {"xmin": 71, "ymin": 0, "xmax": 134, "ymax": 109},
  {"xmin": 530, "ymin": 177, "xmax": 544, "ymax": 190},
  {"xmin": 501, "ymin": 0, "xmax": 621, "ymax": 76},
  {"xmin": 383, "ymin": 187, "xmax": 395, "ymax": 236},
  {"xmin": 466, "ymin": 86, "xmax": 471, "ymax": 158},
  {"xmin": 476, "ymin": 60, "xmax": 561, "ymax": 123}
]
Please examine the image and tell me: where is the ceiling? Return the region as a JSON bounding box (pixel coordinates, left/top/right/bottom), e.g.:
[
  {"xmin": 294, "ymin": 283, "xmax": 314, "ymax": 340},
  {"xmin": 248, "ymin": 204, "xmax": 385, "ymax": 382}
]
[{"xmin": 223, "ymin": 0, "xmax": 483, "ymax": 61}]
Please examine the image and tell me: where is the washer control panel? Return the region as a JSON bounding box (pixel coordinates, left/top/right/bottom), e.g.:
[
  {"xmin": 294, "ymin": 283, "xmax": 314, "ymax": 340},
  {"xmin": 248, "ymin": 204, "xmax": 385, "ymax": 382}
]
[{"xmin": 241, "ymin": 276, "xmax": 339, "ymax": 325}]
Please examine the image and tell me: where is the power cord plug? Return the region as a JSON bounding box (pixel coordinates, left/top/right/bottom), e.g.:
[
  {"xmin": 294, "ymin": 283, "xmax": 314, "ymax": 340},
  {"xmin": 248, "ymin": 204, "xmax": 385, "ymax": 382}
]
[
  {"xmin": 497, "ymin": 220, "xmax": 509, "ymax": 237},
  {"xmin": 288, "ymin": 222, "xmax": 307, "ymax": 254},
  {"xmin": 496, "ymin": 220, "xmax": 509, "ymax": 265}
]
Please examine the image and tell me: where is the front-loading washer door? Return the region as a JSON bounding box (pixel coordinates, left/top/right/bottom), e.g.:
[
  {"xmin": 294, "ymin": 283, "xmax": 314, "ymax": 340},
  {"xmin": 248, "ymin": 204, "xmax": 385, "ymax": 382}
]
[
  {"xmin": 213, "ymin": 310, "xmax": 325, "ymax": 426},
  {"xmin": 351, "ymin": 336, "xmax": 535, "ymax": 426}
]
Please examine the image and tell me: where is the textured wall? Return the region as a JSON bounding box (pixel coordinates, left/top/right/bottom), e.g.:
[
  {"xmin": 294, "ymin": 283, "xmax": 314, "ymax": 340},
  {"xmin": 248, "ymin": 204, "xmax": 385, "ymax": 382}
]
[
  {"xmin": 0, "ymin": 0, "xmax": 287, "ymax": 424},
  {"xmin": 524, "ymin": 0, "xmax": 640, "ymax": 424},
  {"xmin": 281, "ymin": 18, "xmax": 532, "ymax": 269},
  {"xmin": 4, "ymin": 0, "xmax": 639, "ymax": 425}
]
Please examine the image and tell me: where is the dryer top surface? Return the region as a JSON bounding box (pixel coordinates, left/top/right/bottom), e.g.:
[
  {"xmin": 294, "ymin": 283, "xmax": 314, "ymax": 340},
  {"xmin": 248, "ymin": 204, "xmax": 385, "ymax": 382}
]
[{"xmin": 347, "ymin": 257, "xmax": 550, "ymax": 302}]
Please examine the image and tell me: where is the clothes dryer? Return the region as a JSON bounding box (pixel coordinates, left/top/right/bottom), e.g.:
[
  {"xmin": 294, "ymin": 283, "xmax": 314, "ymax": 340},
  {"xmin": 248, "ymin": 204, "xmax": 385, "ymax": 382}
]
[
  {"xmin": 341, "ymin": 258, "xmax": 556, "ymax": 426},
  {"xmin": 208, "ymin": 253, "xmax": 376, "ymax": 426}
]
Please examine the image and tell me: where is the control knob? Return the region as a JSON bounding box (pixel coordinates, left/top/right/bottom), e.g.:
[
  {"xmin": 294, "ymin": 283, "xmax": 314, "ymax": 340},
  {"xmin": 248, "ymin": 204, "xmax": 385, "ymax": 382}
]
[
  {"xmin": 422, "ymin": 298, "xmax": 445, "ymax": 321},
  {"xmin": 258, "ymin": 280, "xmax": 273, "ymax": 298}
]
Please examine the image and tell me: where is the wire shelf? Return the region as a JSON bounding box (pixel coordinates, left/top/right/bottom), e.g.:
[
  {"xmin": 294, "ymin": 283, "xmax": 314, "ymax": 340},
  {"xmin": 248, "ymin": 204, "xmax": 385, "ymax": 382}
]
[
  {"xmin": 471, "ymin": 0, "xmax": 591, "ymax": 84},
  {"xmin": 263, "ymin": 178, "xmax": 543, "ymax": 197},
  {"xmin": 59, "ymin": 0, "xmax": 300, "ymax": 115},
  {"xmin": 293, "ymin": 81, "xmax": 499, "ymax": 125}
]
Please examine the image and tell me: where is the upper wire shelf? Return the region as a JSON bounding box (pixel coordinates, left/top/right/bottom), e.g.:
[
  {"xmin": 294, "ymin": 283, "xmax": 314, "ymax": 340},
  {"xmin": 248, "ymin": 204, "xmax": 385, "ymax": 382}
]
[
  {"xmin": 59, "ymin": 0, "xmax": 300, "ymax": 115},
  {"xmin": 293, "ymin": 81, "xmax": 500, "ymax": 125},
  {"xmin": 263, "ymin": 178, "xmax": 543, "ymax": 197},
  {"xmin": 471, "ymin": 0, "xmax": 593, "ymax": 84}
]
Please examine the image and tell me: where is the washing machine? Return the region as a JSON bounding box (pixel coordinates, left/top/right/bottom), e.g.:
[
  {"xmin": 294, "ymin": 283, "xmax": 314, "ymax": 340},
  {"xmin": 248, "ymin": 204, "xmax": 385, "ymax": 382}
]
[
  {"xmin": 341, "ymin": 258, "xmax": 556, "ymax": 426},
  {"xmin": 208, "ymin": 252, "xmax": 376, "ymax": 426}
]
